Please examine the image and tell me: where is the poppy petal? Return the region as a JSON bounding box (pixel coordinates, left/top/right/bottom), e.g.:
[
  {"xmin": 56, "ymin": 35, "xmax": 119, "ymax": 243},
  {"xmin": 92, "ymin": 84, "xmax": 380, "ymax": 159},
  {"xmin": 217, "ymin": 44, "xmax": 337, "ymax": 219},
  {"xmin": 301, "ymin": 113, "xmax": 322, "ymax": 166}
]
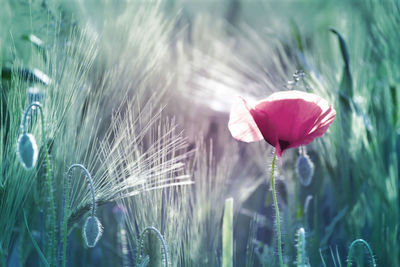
[
  {"xmin": 229, "ymin": 90, "xmax": 336, "ymax": 157},
  {"xmin": 251, "ymin": 95, "xmax": 322, "ymax": 152},
  {"xmin": 228, "ymin": 96, "xmax": 263, "ymax": 142},
  {"xmin": 291, "ymin": 105, "xmax": 336, "ymax": 147},
  {"xmin": 308, "ymin": 106, "xmax": 336, "ymax": 134}
]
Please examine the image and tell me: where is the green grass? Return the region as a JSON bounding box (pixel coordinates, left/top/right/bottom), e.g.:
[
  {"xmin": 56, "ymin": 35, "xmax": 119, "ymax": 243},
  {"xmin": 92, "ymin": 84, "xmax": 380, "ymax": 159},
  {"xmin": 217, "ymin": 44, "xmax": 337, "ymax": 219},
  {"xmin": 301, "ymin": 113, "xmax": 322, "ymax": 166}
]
[{"xmin": 1, "ymin": 0, "xmax": 399, "ymax": 266}]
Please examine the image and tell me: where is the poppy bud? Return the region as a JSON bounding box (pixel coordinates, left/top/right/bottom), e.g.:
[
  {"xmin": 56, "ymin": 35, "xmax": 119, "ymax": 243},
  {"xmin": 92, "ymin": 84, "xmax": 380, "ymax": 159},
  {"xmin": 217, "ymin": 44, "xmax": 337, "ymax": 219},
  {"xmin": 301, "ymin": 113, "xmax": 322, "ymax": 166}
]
[
  {"xmin": 296, "ymin": 152, "xmax": 314, "ymax": 186},
  {"xmin": 83, "ymin": 215, "xmax": 103, "ymax": 248},
  {"xmin": 296, "ymin": 227, "xmax": 308, "ymax": 267},
  {"xmin": 17, "ymin": 133, "xmax": 38, "ymax": 170}
]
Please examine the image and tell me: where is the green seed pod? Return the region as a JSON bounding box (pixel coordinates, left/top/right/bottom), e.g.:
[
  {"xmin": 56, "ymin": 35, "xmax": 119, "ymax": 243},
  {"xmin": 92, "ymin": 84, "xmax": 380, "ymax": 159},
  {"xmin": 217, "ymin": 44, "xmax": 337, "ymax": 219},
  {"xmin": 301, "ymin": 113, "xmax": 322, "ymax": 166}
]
[
  {"xmin": 17, "ymin": 133, "xmax": 38, "ymax": 170},
  {"xmin": 83, "ymin": 215, "xmax": 103, "ymax": 248},
  {"xmin": 296, "ymin": 152, "xmax": 314, "ymax": 186}
]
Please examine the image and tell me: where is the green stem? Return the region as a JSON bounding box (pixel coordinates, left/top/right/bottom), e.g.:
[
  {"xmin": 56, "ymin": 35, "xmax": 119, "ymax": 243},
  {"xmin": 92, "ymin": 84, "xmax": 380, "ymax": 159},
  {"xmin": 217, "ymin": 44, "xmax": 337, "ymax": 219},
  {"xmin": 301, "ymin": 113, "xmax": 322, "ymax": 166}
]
[
  {"xmin": 62, "ymin": 164, "xmax": 96, "ymax": 267},
  {"xmin": 136, "ymin": 227, "xmax": 168, "ymax": 267},
  {"xmin": 270, "ymin": 151, "xmax": 283, "ymax": 267},
  {"xmin": 346, "ymin": 239, "xmax": 376, "ymax": 267},
  {"xmin": 23, "ymin": 210, "xmax": 50, "ymax": 267},
  {"xmin": 222, "ymin": 198, "xmax": 233, "ymax": 267},
  {"xmin": 42, "ymin": 115, "xmax": 56, "ymax": 267},
  {"xmin": 62, "ymin": 171, "xmax": 71, "ymax": 267},
  {"xmin": 319, "ymin": 249, "xmax": 327, "ymax": 267},
  {"xmin": 23, "ymin": 103, "xmax": 56, "ymax": 267}
]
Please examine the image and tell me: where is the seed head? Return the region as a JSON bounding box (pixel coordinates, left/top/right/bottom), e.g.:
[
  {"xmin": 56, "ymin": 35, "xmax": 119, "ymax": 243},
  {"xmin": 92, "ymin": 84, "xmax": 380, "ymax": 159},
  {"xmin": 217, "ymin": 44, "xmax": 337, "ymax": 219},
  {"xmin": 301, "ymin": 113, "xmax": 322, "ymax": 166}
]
[
  {"xmin": 296, "ymin": 152, "xmax": 314, "ymax": 186},
  {"xmin": 17, "ymin": 133, "xmax": 38, "ymax": 170},
  {"xmin": 83, "ymin": 215, "xmax": 103, "ymax": 248}
]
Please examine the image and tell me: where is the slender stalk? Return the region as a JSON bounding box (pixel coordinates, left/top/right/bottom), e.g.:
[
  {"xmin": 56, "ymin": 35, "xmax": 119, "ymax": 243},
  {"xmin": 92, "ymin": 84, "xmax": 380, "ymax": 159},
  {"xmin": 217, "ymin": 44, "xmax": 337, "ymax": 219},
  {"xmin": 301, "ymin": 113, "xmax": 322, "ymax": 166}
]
[
  {"xmin": 319, "ymin": 249, "xmax": 327, "ymax": 267},
  {"xmin": 62, "ymin": 169, "xmax": 71, "ymax": 267},
  {"xmin": 222, "ymin": 198, "xmax": 233, "ymax": 267},
  {"xmin": 346, "ymin": 239, "xmax": 376, "ymax": 267},
  {"xmin": 62, "ymin": 164, "xmax": 96, "ymax": 267},
  {"xmin": 23, "ymin": 102, "xmax": 56, "ymax": 267},
  {"xmin": 270, "ymin": 151, "xmax": 283, "ymax": 267},
  {"xmin": 136, "ymin": 227, "xmax": 168, "ymax": 267},
  {"xmin": 23, "ymin": 210, "xmax": 50, "ymax": 267}
]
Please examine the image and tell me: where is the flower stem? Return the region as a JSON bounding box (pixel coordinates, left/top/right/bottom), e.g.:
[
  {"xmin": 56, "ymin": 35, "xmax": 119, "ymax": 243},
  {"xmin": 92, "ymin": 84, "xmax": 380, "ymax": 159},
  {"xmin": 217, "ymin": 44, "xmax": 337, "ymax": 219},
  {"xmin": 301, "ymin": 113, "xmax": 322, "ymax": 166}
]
[
  {"xmin": 346, "ymin": 239, "xmax": 376, "ymax": 267},
  {"xmin": 270, "ymin": 151, "xmax": 283, "ymax": 267},
  {"xmin": 136, "ymin": 227, "xmax": 168, "ymax": 267},
  {"xmin": 40, "ymin": 110, "xmax": 56, "ymax": 267},
  {"xmin": 62, "ymin": 164, "xmax": 96, "ymax": 267},
  {"xmin": 24, "ymin": 103, "xmax": 56, "ymax": 267}
]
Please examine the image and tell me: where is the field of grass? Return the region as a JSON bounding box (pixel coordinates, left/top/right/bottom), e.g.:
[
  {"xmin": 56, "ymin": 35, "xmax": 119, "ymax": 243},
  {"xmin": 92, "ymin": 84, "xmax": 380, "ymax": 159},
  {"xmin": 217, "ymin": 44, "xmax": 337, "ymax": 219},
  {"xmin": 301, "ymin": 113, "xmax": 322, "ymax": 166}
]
[{"xmin": 1, "ymin": 1, "xmax": 399, "ymax": 266}]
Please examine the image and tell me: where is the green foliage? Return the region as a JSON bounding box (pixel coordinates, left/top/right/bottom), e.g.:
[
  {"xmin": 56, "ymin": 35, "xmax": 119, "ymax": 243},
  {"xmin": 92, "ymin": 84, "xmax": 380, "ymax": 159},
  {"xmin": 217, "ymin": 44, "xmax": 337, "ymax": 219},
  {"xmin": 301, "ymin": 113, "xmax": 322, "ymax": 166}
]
[
  {"xmin": 23, "ymin": 210, "xmax": 49, "ymax": 267},
  {"xmin": 222, "ymin": 198, "xmax": 233, "ymax": 267},
  {"xmin": 1, "ymin": 0, "xmax": 399, "ymax": 266}
]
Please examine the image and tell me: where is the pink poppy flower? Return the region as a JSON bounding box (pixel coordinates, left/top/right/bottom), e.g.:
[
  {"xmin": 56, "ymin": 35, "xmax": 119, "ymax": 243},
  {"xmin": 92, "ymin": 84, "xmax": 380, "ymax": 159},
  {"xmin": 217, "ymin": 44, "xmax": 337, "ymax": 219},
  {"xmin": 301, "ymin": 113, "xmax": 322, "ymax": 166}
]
[{"xmin": 228, "ymin": 90, "xmax": 336, "ymax": 157}]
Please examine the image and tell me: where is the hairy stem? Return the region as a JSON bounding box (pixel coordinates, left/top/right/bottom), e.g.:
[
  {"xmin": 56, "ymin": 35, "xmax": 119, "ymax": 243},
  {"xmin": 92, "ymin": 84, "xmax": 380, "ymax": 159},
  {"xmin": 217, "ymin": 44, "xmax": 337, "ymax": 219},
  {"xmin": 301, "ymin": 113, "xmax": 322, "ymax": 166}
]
[
  {"xmin": 61, "ymin": 171, "xmax": 71, "ymax": 267},
  {"xmin": 24, "ymin": 103, "xmax": 56, "ymax": 267},
  {"xmin": 136, "ymin": 227, "xmax": 168, "ymax": 267},
  {"xmin": 62, "ymin": 164, "xmax": 96, "ymax": 267},
  {"xmin": 346, "ymin": 239, "xmax": 376, "ymax": 267},
  {"xmin": 67, "ymin": 199, "xmax": 108, "ymax": 228},
  {"xmin": 270, "ymin": 151, "xmax": 283, "ymax": 267}
]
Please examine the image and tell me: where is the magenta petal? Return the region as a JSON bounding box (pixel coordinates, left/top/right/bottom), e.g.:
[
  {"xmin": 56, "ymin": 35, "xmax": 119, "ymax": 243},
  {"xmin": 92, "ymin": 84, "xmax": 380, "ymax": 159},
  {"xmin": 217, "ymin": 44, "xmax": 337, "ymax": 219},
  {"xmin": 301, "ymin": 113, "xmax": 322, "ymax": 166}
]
[
  {"xmin": 250, "ymin": 92, "xmax": 323, "ymax": 155},
  {"xmin": 308, "ymin": 106, "xmax": 336, "ymax": 134},
  {"xmin": 252, "ymin": 98, "xmax": 322, "ymax": 142},
  {"xmin": 229, "ymin": 90, "xmax": 336, "ymax": 156},
  {"xmin": 228, "ymin": 97, "xmax": 263, "ymax": 142},
  {"xmin": 249, "ymin": 104, "xmax": 278, "ymax": 147}
]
